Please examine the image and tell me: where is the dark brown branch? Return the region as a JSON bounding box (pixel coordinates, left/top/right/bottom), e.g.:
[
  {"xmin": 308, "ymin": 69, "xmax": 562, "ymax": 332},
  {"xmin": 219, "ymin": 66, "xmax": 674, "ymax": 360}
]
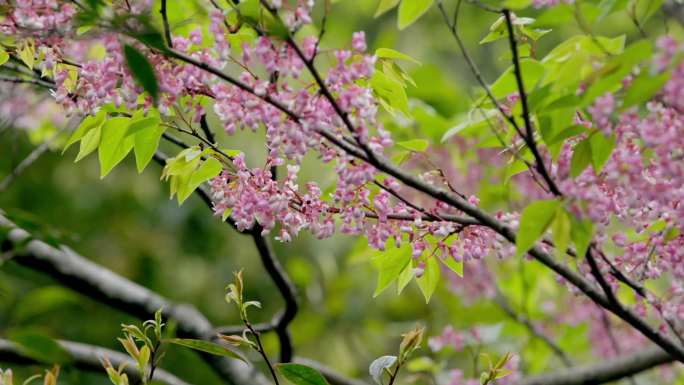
[
  {"xmin": 160, "ymin": 0, "xmax": 173, "ymax": 48},
  {"xmin": 200, "ymin": 115, "xmax": 216, "ymax": 144},
  {"xmin": 0, "ymin": 76, "xmax": 55, "ymax": 89},
  {"xmin": 249, "ymin": 228, "xmax": 298, "ymax": 363},
  {"xmin": 436, "ymin": 1, "xmax": 527, "ymax": 142},
  {"xmin": 585, "ymin": 247, "xmax": 619, "ymax": 306},
  {"xmin": 0, "ymin": 211, "xmax": 271, "ymax": 385},
  {"xmin": 0, "ymin": 339, "xmax": 191, "ymax": 385},
  {"xmin": 502, "ymin": 9, "xmax": 561, "ymax": 196}
]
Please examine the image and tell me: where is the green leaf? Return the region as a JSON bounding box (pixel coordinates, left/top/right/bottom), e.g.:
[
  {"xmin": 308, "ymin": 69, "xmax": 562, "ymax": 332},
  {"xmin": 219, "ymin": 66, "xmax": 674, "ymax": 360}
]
[
  {"xmin": 373, "ymin": 238, "xmax": 411, "ymax": 297},
  {"xmin": 480, "ymin": 16, "xmax": 507, "ymax": 44},
  {"xmin": 9, "ymin": 331, "xmax": 72, "ymax": 364},
  {"xmin": 490, "ymin": 59, "xmax": 545, "ymax": 98},
  {"xmin": 12, "ymin": 286, "xmax": 80, "ymax": 323},
  {"xmin": 132, "ymin": 118, "xmax": 165, "ymax": 173},
  {"xmin": 570, "ymin": 138, "xmax": 591, "ymax": 177},
  {"xmin": 570, "ymin": 216, "xmax": 593, "ymax": 258},
  {"xmin": 376, "ymin": 48, "xmax": 421, "ymax": 64},
  {"xmin": 416, "ymin": 256, "xmax": 440, "ymax": 303},
  {"xmin": 123, "ymin": 44, "xmax": 159, "ymax": 104},
  {"xmin": 0, "ymin": 47, "xmax": 9, "ymax": 66},
  {"xmin": 589, "ymin": 132, "xmax": 616, "ymax": 173},
  {"xmin": 75, "ymin": 124, "xmax": 102, "ymax": 162},
  {"xmin": 551, "ymin": 208, "xmax": 571, "ymax": 258},
  {"xmin": 167, "ymin": 338, "xmax": 247, "ymax": 362},
  {"xmin": 276, "ymin": 363, "xmax": 330, "ymax": 385},
  {"xmin": 516, "ymin": 199, "xmax": 561, "ymax": 257},
  {"xmin": 546, "ymin": 125, "xmax": 586, "ymax": 146},
  {"xmin": 375, "ymin": 0, "xmax": 401, "ymax": 17},
  {"xmin": 181, "ymin": 157, "xmax": 223, "ymax": 202},
  {"xmin": 63, "ymin": 111, "xmax": 106, "ymax": 154},
  {"xmin": 18, "ymin": 39, "xmax": 35, "ymax": 70},
  {"xmin": 397, "ymin": 0, "xmax": 434, "ymax": 30},
  {"xmin": 371, "ymin": 70, "xmax": 409, "ymax": 115},
  {"xmin": 441, "ymin": 109, "xmax": 498, "ymax": 142},
  {"xmin": 440, "ymin": 255, "xmax": 463, "ymax": 277},
  {"xmin": 504, "ymin": 158, "xmax": 530, "ymax": 185},
  {"xmin": 397, "ymin": 139, "xmax": 429, "ymax": 152},
  {"xmin": 396, "ymin": 262, "xmax": 414, "ymax": 294},
  {"xmin": 622, "ymin": 71, "xmax": 670, "ymax": 109},
  {"xmin": 98, "ymin": 117, "xmax": 134, "ymax": 178}
]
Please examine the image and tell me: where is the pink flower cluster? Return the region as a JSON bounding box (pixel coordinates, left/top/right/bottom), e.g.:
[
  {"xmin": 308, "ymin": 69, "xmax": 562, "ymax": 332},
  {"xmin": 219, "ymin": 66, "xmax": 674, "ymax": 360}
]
[{"xmin": 2, "ymin": 0, "xmax": 76, "ymax": 35}]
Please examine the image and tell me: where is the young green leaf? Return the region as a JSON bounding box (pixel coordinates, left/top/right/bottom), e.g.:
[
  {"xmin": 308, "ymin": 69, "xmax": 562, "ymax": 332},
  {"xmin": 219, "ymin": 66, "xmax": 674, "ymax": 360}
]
[
  {"xmin": 375, "ymin": 48, "xmax": 421, "ymax": 64},
  {"xmin": 276, "ymin": 363, "xmax": 330, "ymax": 385},
  {"xmin": 375, "ymin": 0, "xmax": 401, "ymax": 17},
  {"xmin": 396, "ymin": 262, "xmax": 414, "ymax": 295},
  {"xmin": 374, "ymin": 239, "xmax": 411, "ymax": 297},
  {"xmin": 397, "ymin": 0, "xmax": 434, "ymax": 30},
  {"xmin": 397, "ymin": 139, "xmax": 429, "ymax": 152},
  {"xmin": 123, "ymin": 44, "xmax": 159, "ymax": 104},
  {"xmin": 0, "ymin": 47, "xmax": 9, "ymax": 66},
  {"xmin": 416, "ymin": 256, "xmax": 440, "ymax": 303},
  {"xmin": 551, "ymin": 208, "xmax": 571, "ymax": 258},
  {"xmin": 570, "ymin": 216, "xmax": 594, "ymax": 258},
  {"xmin": 570, "ymin": 137, "xmax": 591, "ymax": 177},
  {"xmin": 440, "ymin": 255, "xmax": 463, "ymax": 277},
  {"xmin": 75, "ymin": 124, "xmax": 103, "ymax": 162},
  {"xmin": 64, "ymin": 111, "xmax": 106, "ymax": 154},
  {"xmin": 132, "ymin": 117, "xmax": 165, "ymax": 173},
  {"xmin": 622, "ymin": 71, "xmax": 670, "ymax": 109},
  {"xmin": 589, "ymin": 132, "xmax": 616, "ymax": 173},
  {"xmin": 516, "ymin": 199, "xmax": 561, "ymax": 257},
  {"xmin": 98, "ymin": 117, "xmax": 134, "ymax": 178},
  {"xmin": 371, "ymin": 70, "xmax": 409, "ymax": 115}
]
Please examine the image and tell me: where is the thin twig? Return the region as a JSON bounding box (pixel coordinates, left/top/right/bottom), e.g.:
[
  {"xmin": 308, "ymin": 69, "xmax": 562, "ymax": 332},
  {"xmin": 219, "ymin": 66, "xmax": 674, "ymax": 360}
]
[
  {"xmin": 502, "ymin": 9, "xmax": 562, "ymax": 196},
  {"xmin": 160, "ymin": 0, "xmax": 174, "ymax": 48},
  {"xmin": 494, "ymin": 289, "xmax": 573, "ymax": 367}
]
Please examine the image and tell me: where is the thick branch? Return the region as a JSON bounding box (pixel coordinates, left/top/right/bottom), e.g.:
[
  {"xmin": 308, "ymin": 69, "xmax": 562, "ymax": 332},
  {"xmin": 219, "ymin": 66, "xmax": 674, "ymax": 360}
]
[
  {"xmin": 0, "ymin": 339, "xmax": 191, "ymax": 385},
  {"xmin": 0, "ymin": 211, "xmax": 270, "ymax": 385},
  {"xmin": 517, "ymin": 346, "xmax": 673, "ymax": 385}
]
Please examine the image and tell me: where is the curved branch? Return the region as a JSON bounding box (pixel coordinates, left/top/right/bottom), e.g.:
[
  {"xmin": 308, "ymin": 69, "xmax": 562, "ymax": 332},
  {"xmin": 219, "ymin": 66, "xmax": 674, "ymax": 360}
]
[
  {"xmin": 0, "ymin": 339, "xmax": 191, "ymax": 385},
  {"xmin": 0, "ymin": 211, "xmax": 270, "ymax": 385},
  {"xmin": 493, "ymin": 291, "xmax": 573, "ymax": 368},
  {"xmin": 250, "ymin": 228, "xmax": 298, "ymax": 362},
  {"xmin": 517, "ymin": 346, "xmax": 673, "ymax": 385},
  {"xmin": 502, "ymin": 9, "xmax": 561, "ymax": 196}
]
